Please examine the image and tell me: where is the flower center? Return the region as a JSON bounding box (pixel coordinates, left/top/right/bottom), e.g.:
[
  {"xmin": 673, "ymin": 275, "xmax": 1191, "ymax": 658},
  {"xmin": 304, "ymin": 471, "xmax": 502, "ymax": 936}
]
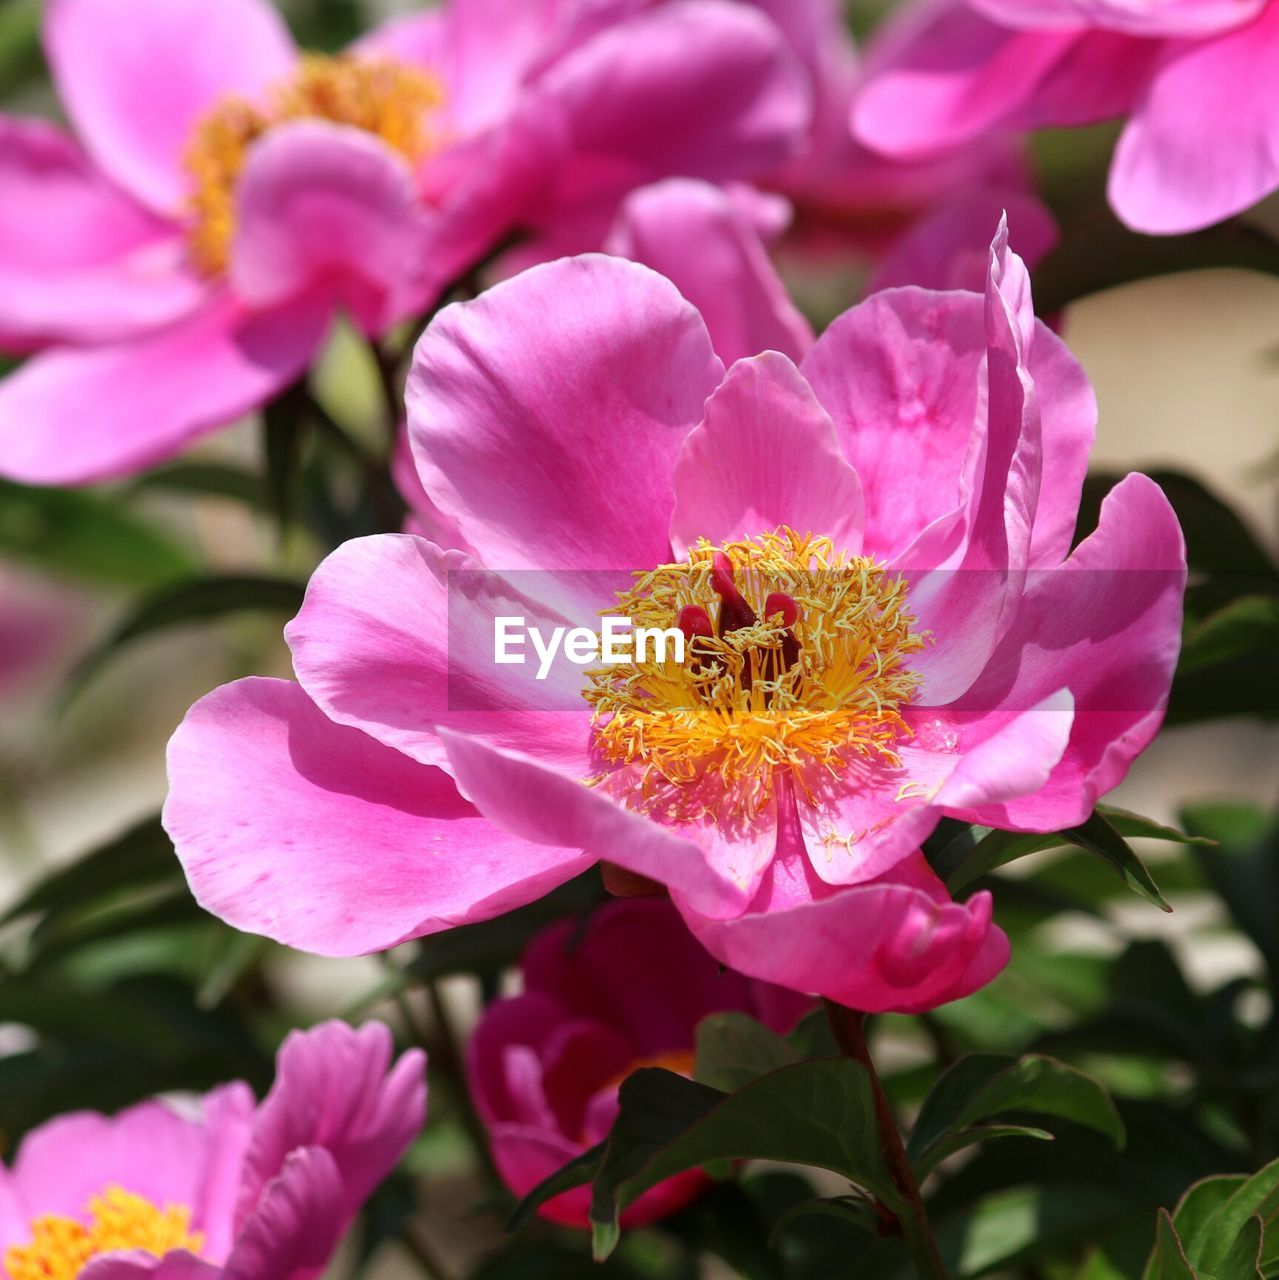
[
  {"xmin": 584, "ymin": 528, "xmax": 927, "ymax": 823},
  {"xmin": 183, "ymin": 54, "xmax": 445, "ymax": 275},
  {"xmin": 5, "ymin": 1186, "xmax": 203, "ymax": 1280}
]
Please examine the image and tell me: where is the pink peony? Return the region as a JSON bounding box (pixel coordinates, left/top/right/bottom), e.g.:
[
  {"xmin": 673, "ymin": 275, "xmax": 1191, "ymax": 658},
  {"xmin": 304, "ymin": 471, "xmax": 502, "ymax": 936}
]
[
  {"xmin": 0, "ymin": 0, "xmax": 808, "ymax": 486},
  {"xmin": 164, "ymin": 222, "xmax": 1186, "ymax": 1013},
  {"xmin": 852, "ymin": 0, "xmax": 1279, "ymax": 235},
  {"xmin": 0, "ymin": 1020, "xmax": 425, "ymax": 1280},
  {"xmin": 467, "ymin": 897, "xmax": 810, "ymax": 1227}
]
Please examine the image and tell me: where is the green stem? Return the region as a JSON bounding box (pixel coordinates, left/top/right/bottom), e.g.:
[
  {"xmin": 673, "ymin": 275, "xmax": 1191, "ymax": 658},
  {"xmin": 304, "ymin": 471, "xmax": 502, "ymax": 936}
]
[{"xmin": 823, "ymin": 999, "xmax": 949, "ymax": 1280}]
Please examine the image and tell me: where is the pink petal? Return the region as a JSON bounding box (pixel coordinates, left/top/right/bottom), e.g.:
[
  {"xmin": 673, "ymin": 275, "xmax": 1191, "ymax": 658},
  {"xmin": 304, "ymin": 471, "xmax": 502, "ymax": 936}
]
[
  {"xmin": 163, "ymin": 678, "xmax": 589, "ymax": 956},
  {"xmin": 236, "ymin": 1022, "xmax": 425, "ymax": 1233},
  {"xmin": 678, "ymin": 851, "xmax": 1008, "ymax": 1014},
  {"xmin": 406, "ymin": 255, "xmax": 721, "ymax": 575},
  {"xmin": 82, "ymin": 1252, "xmax": 220, "ymax": 1280},
  {"xmin": 867, "ymin": 190, "xmax": 1059, "ymax": 295},
  {"xmin": 532, "ymin": 1, "xmax": 810, "ymax": 193},
  {"xmin": 10, "ymin": 1100, "xmax": 215, "ymax": 1227},
  {"xmin": 436, "ymin": 727, "xmax": 753, "ymax": 919},
  {"xmin": 285, "ymin": 534, "xmax": 594, "ymax": 776},
  {"xmin": 669, "ymin": 351, "xmax": 863, "ymax": 555},
  {"xmin": 950, "ymin": 473, "xmax": 1185, "ymax": 830},
  {"xmin": 1110, "ymin": 3, "xmax": 1279, "ymax": 233},
  {"xmin": 0, "ymin": 293, "xmax": 329, "ymax": 485},
  {"xmin": 231, "ymin": 123, "xmax": 431, "ymax": 335},
  {"xmin": 392, "ymin": 426, "xmax": 476, "ymax": 552},
  {"xmin": 851, "ymin": 4, "xmax": 1078, "ymax": 156},
  {"xmin": 0, "ymin": 116, "xmax": 205, "ymax": 349},
  {"xmin": 969, "ymin": 0, "xmax": 1267, "ymax": 36},
  {"xmin": 605, "ymin": 179, "xmax": 813, "ymax": 367},
  {"xmin": 799, "ymin": 690, "xmax": 1074, "ymax": 888},
  {"xmin": 800, "ymin": 287, "xmax": 986, "ymax": 563},
  {"xmin": 192, "ymin": 1085, "xmax": 257, "ymax": 1262},
  {"xmin": 45, "ymin": 0, "xmax": 296, "ymax": 216},
  {"xmin": 521, "ymin": 898, "xmax": 810, "ymax": 1054},
  {"xmin": 223, "ymin": 1147, "xmax": 343, "ymax": 1280}
]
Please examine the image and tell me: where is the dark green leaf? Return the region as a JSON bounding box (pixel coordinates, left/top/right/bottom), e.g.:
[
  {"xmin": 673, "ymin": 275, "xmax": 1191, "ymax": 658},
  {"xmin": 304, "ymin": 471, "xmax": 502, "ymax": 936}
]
[
  {"xmin": 914, "ymin": 1124, "xmax": 1053, "ymax": 1178},
  {"xmin": 908, "ymin": 1054, "xmax": 1124, "ymax": 1176},
  {"xmin": 1180, "ymin": 598, "xmax": 1279, "ymax": 675},
  {"xmin": 1211, "ymin": 1217, "xmax": 1264, "ymax": 1280},
  {"xmin": 64, "ymin": 575, "xmax": 305, "ymax": 701},
  {"xmin": 0, "ymin": 478, "xmax": 194, "ymax": 587},
  {"xmin": 507, "ymin": 1142, "xmax": 606, "ymax": 1233},
  {"xmin": 589, "ymin": 1061, "xmax": 898, "ymax": 1258},
  {"xmin": 1146, "ymin": 1178, "xmax": 1246, "ymax": 1280},
  {"xmin": 1157, "ymin": 1210, "xmax": 1201, "ymax": 1280},
  {"xmin": 1180, "ymin": 804, "xmax": 1279, "ymax": 977},
  {"xmin": 694, "ymin": 1012, "xmax": 798, "ymax": 1093},
  {"xmin": 129, "ymin": 462, "xmax": 267, "ymax": 510},
  {"xmin": 770, "ymin": 1194, "xmax": 882, "ymax": 1243},
  {"xmin": 2, "ymin": 815, "xmax": 177, "ymax": 926},
  {"xmin": 1062, "ymin": 811, "xmax": 1171, "ymax": 912},
  {"xmin": 1195, "ymin": 1159, "xmax": 1279, "ymax": 1276}
]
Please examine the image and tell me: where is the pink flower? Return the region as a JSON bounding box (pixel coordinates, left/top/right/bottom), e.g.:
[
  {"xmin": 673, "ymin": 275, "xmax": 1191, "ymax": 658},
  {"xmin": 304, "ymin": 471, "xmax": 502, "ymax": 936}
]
[
  {"xmin": 0, "ymin": 0, "xmax": 808, "ymax": 486},
  {"xmin": 0, "ymin": 1020, "xmax": 425, "ymax": 1280},
  {"xmin": 467, "ymin": 897, "xmax": 809, "ymax": 1227},
  {"xmin": 851, "ymin": 0, "xmax": 1279, "ymax": 234},
  {"xmin": 164, "ymin": 221, "xmax": 1186, "ymax": 1013},
  {"xmin": 0, "ymin": 565, "xmax": 79, "ymax": 703}
]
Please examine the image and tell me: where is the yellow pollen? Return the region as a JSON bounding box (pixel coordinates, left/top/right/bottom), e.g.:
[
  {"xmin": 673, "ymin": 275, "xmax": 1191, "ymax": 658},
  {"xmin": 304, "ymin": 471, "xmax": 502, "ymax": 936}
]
[
  {"xmin": 183, "ymin": 54, "xmax": 445, "ymax": 275},
  {"xmin": 4, "ymin": 1186, "xmax": 203, "ymax": 1280},
  {"xmin": 584, "ymin": 528, "xmax": 928, "ymax": 823}
]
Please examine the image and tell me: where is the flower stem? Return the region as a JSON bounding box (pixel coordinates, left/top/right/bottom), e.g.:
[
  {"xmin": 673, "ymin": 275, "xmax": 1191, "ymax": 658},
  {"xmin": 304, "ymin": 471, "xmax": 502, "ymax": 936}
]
[{"xmin": 823, "ymin": 999, "xmax": 950, "ymax": 1280}]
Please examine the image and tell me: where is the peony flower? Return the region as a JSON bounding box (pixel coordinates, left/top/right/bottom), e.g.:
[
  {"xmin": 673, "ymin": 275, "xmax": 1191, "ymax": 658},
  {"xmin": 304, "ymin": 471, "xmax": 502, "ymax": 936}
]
[
  {"xmin": 467, "ymin": 897, "xmax": 810, "ymax": 1227},
  {"xmin": 164, "ymin": 222, "xmax": 1186, "ymax": 1013},
  {"xmin": 851, "ymin": 0, "xmax": 1279, "ymax": 235},
  {"xmin": 0, "ymin": 0, "xmax": 808, "ymax": 486},
  {"xmin": 0, "ymin": 1020, "xmax": 425, "ymax": 1280}
]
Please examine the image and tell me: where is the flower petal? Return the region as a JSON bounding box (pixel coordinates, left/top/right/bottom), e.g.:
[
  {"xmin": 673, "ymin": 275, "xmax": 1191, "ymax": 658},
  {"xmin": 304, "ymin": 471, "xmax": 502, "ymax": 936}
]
[
  {"xmin": 222, "ymin": 1147, "xmax": 344, "ymax": 1280},
  {"xmin": 1110, "ymin": 2, "xmax": 1279, "ymax": 233},
  {"xmin": 670, "ymin": 351, "xmax": 863, "ymax": 555},
  {"xmin": 231, "ymin": 122, "xmax": 431, "ymax": 334},
  {"xmin": 532, "ymin": 0, "xmax": 810, "ymax": 191},
  {"xmin": 678, "ymin": 851, "xmax": 1009, "ymax": 1015},
  {"xmin": 969, "ymin": 0, "xmax": 1267, "ymax": 36},
  {"xmin": 604, "ymin": 179, "xmax": 813, "ymax": 368},
  {"xmin": 163, "ymin": 678, "xmax": 589, "ymax": 956},
  {"xmin": 406, "ymin": 255, "xmax": 722, "ymax": 576},
  {"xmin": 236, "ymin": 1022, "xmax": 426, "ymax": 1232},
  {"xmin": 45, "ymin": 0, "xmax": 297, "ymax": 215},
  {"xmin": 0, "ymin": 116, "xmax": 205, "ymax": 349},
  {"xmin": 0, "ymin": 293, "xmax": 329, "ymax": 485},
  {"xmin": 950, "ymin": 473, "xmax": 1185, "ymax": 830},
  {"xmin": 285, "ymin": 534, "xmax": 595, "ymax": 774},
  {"xmin": 436, "ymin": 727, "xmax": 753, "ymax": 919}
]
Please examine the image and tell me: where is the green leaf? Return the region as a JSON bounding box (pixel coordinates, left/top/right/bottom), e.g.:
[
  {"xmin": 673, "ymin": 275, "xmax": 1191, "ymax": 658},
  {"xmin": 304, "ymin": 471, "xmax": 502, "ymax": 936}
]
[
  {"xmin": 913, "ymin": 1124, "xmax": 1054, "ymax": 1178},
  {"xmin": 1211, "ymin": 1217, "xmax": 1263, "ymax": 1280},
  {"xmin": 588, "ymin": 1061, "xmax": 898, "ymax": 1258},
  {"xmin": 1179, "ymin": 598, "xmax": 1279, "ymax": 675},
  {"xmin": 694, "ymin": 1012, "xmax": 798, "ymax": 1093},
  {"xmin": 1194, "ymin": 1159, "xmax": 1279, "ymax": 1276},
  {"xmin": 1157, "ymin": 1210, "xmax": 1201, "ymax": 1280},
  {"xmin": 936, "ymin": 806, "xmax": 1187, "ymax": 901},
  {"xmin": 1146, "ymin": 1178, "xmax": 1246, "ymax": 1280},
  {"xmin": 128, "ymin": 462, "xmax": 267, "ymax": 510},
  {"xmin": 507, "ymin": 1142, "xmax": 607, "ymax": 1233},
  {"xmin": 64, "ymin": 575, "xmax": 305, "ymax": 701},
  {"xmin": 770, "ymin": 1194, "xmax": 883, "ymax": 1243},
  {"xmin": 2, "ymin": 816, "xmax": 177, "ymax": 927},
  {"xmin": 1180, "ymin": 804, "xmax": 1279, "ymax": 978},
  {"xmin": 1062, "ymin": 811, "xmax": 1171, "ymax": 912},
  {"xmin": 908, "ymin": 1053, "xmax": 1124, "ymax": 1176},
  {"xmin": 0, "ymin": 478, "xmax": 194, "ymax": 587}
]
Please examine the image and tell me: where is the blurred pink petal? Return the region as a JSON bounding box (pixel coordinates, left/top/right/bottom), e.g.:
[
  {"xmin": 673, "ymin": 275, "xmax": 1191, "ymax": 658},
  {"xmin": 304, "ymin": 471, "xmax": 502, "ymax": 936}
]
[
  {"xmin": 45, "ymin": 0, "xmax": 296, "ymax": 215},
  {"xmin": 606, "ymin": 179, "xmax": 813, "ymax": 367},
  {"xmin": 0, "ymin": 295, "xmax": 328, "ymax": 485}
]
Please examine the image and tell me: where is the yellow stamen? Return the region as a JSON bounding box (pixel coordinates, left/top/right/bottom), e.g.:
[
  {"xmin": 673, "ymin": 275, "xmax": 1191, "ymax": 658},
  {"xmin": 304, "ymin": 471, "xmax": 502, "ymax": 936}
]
[
  {"xmin": 584, "ymin": 528, "xmax": 928, "ymax": 824},
  {"xmin": 184, "ymin": 54, "xmax": 444, "ymax": 276},
  {"xmin": 5, "ymin": 1186, "xmax": 203, "ymax": 1280}
]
